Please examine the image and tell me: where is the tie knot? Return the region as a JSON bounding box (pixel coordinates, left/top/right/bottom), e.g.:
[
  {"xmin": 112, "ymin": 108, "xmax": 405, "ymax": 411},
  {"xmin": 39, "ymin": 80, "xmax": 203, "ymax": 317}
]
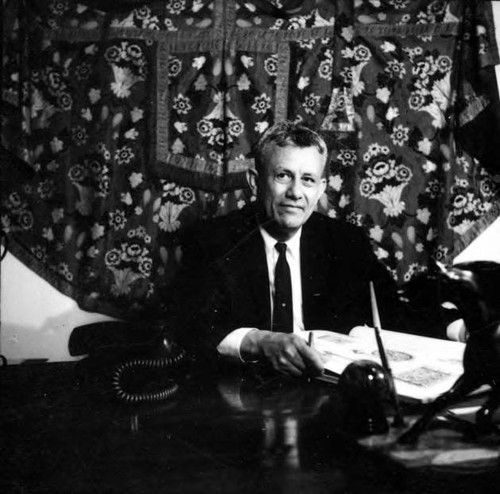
[{"xmin": 275, "ymin": 242, "xmax": 287, "ymax": 256}]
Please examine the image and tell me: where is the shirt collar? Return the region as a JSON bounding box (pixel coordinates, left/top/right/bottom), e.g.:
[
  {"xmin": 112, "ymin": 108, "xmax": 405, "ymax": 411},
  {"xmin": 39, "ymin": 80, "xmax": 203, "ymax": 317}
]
[{"xmin": 259, "ymin": 226, "xmax": 302, "ymax": 261}]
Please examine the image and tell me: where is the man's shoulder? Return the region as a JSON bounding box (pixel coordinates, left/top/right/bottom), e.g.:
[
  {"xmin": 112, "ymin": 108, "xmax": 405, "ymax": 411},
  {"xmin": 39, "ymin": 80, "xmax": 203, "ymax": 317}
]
[
  {"xmin": 202, "ymin": 205, "xmax": 257, "ymax": 238},
  {"xmin": 306, "ymin": 212, "xmax": 367, "ymax": 240},
  {"xmin": 181, "ymin": 205, "xmax": 258, "ymax": 251}
]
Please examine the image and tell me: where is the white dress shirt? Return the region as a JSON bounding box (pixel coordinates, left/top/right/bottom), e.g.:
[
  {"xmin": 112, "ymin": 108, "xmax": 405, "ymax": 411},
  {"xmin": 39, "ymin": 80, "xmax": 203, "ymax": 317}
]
[{"xmin": 217, "ymin": 226, "xmax": 305, "ymax": 360}]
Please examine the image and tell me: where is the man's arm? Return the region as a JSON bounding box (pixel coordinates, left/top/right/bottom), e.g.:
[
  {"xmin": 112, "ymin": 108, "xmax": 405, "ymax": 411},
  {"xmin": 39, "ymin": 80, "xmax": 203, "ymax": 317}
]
[{"xmin": 240, "ymin": 329, "xmax": 324, "ymax": 377}]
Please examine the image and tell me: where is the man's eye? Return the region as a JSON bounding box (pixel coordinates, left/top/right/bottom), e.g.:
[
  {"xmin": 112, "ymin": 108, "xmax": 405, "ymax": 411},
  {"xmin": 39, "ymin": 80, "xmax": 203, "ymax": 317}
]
[
  {"xmin": 275, "ymin": 173, "xmax": 292, "ymax": 183},
  {"xmin": 302, "ymin": 177, "xmax": 316, "ymax": 186}
]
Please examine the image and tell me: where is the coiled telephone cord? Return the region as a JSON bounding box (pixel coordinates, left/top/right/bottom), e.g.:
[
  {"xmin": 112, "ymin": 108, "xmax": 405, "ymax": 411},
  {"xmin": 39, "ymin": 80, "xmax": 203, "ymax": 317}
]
[{"xmin": 111, "ymin": 349, "xmax": 186, "ymax": 404}]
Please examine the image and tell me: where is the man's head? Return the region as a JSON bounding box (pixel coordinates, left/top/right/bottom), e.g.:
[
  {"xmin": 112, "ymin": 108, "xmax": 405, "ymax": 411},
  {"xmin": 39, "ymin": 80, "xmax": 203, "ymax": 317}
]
[{"xmin": 248, "ymin": 121, "xmax": 328, "ymax": 241}]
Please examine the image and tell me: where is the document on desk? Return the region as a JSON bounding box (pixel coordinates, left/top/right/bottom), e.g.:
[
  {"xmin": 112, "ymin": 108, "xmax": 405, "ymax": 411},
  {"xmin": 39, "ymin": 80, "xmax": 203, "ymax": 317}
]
[{"xmin": 310, "ymin": 327, "xmax": 466, "ymax": 403}]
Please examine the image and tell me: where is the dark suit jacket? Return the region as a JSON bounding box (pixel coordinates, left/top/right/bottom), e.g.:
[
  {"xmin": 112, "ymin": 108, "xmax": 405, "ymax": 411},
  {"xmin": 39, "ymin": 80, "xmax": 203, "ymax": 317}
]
[{"xmin": 170, "ymin": 206, "xmax": 404, "ymax": 359}]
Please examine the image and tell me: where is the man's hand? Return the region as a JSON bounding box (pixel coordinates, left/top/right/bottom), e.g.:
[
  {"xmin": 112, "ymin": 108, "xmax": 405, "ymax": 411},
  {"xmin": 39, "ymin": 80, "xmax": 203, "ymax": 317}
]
[{"xmin": 241, "ymin": 330, "xmax": 324, "ymax": 377}]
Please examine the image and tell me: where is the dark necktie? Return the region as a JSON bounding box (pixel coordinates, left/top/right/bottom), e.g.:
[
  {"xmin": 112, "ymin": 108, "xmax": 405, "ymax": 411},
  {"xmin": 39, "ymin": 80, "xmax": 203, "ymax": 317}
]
[{"xmin": 272, "ymin": 242, "xmax": 293, "ymax": 333}]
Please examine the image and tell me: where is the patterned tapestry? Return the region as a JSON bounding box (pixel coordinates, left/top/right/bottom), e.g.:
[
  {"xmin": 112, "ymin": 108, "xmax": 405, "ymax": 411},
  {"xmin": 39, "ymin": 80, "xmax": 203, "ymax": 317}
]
[{"xmin": 1, "ymin": 0, "xmax": 500, "ymax": 320}]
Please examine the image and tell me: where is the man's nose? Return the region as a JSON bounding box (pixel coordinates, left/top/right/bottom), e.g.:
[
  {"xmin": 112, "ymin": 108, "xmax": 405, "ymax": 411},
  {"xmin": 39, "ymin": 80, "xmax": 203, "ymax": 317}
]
[{"xmin": 286, "ymin": 178, "xmax": 303, "ymax": 199}]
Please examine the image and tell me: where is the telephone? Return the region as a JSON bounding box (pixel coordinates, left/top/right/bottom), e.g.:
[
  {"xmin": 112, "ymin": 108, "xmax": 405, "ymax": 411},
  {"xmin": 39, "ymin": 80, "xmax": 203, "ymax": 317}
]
[{"xmin": 69, "ymin": 321, "xmax": 187, "ymax": 405}]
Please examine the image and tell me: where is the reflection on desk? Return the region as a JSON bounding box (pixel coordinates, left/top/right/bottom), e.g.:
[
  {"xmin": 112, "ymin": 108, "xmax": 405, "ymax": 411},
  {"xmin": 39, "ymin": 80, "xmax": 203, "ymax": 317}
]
[{"xmin": 1, "ymin": 361, "xmax": 500, "ymax": 494}]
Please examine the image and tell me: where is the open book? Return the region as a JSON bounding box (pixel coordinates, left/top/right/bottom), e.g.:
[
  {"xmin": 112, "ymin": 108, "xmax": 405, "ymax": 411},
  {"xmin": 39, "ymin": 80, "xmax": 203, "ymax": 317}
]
[{"xmin": 309, "ymin": 327, "xmax": 467, "ymax": 403}]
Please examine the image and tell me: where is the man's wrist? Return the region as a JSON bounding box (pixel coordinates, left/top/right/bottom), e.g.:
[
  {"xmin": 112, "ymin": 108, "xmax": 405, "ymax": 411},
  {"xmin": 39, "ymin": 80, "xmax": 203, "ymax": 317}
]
[{"xmin": 241, "ymin": 329, "xmax": 270, "ymax": 362}]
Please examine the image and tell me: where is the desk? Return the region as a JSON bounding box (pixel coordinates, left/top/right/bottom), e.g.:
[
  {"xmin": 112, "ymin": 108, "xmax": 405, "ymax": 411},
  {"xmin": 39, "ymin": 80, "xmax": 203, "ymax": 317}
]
[{"xmin": 1, "ymin": 361, "xmax": 500, "ymax": 493}]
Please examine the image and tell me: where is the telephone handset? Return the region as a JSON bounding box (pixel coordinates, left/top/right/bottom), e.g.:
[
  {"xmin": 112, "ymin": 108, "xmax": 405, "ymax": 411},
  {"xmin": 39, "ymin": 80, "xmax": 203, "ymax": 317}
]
[{"xmin": 69, "ymin": 321, "xmax": 187, "ymax": 404}]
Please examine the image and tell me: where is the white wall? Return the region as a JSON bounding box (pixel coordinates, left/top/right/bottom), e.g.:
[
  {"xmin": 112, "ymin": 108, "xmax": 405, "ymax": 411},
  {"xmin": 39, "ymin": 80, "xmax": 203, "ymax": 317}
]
[
  {"xmin": 454, "ymin": 217, "xmax": 500, "ymax": 264},
  {"xmin": 0, "ymin": 252, "xmax": 116, "ymax": 363}
]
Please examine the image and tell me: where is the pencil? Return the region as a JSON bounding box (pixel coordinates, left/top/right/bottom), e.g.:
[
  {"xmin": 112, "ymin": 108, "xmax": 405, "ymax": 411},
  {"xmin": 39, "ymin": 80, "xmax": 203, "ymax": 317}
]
[{"xmin": 308, "ymin": 331, "xmax": 314, "ymax": 348}]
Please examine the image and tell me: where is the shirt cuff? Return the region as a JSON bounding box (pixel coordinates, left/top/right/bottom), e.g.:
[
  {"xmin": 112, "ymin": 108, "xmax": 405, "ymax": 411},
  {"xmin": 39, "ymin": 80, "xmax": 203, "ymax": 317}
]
[
  {"xmin": 446, "ymin": 318, "xmax": 467, "ymax": 342},
  {"xmin": 217, "ymin": 327, "xmax": 257, "ymax": 362}
]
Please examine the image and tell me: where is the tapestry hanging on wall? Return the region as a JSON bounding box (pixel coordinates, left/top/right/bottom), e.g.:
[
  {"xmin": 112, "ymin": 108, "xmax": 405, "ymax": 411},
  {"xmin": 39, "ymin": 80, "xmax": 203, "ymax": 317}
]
[{"xmin": 1, "ymin": 0, "xmax": 499, "ymax": 319}]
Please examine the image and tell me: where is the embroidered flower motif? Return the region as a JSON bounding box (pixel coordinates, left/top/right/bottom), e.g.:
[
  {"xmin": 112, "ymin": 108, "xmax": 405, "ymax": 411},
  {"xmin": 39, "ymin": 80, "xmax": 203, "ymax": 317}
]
[
  {"xmin": 228, "ymin": 119, "xmax": 244, "ymax": 139},
  {"xmin": 110, "ymin": 66, "xmax": 144, "ymax": 99},
  {"xmin": 288, "ymin": 16, "xmax": 307, "ymax": 30},
  {"xmin": 74, "ymin": 62, "xmax": 92, "ymax": 81},
  {"xmin": 130, "ymin": 107, "xmax": 144, "ymax": 123},
  {"xmin": 18, "ymin": 211, "xmax": 34, "ymax": 230},
  {"xmin": 264, "ymin": 54, "xmax": 278, "ymax": 77},
  {"xmin": 138, "ymin": 258, "xmax": 153, "ymax": 276},
  {"xmin": 340, "ymin": 66, "xmax": 353, "ymax": 84},
  {"xmin": 416, "ymin": 208, "xmax": 431, "ymax": 224},
  {"xmin": 37, "ymin": 179, "xmax": 55, "ymax": 199},
  {"xmin": 376, "ymin": 87, "xmax": 391, "ymax": 103},
  {"xmin": 370, "ymin": 225, "xmax": 384, "ymax": 242},
  {"xmin": 328, "ymin": 175, "xmax": 343, "ymax": 191},
  {"xmin": 72, "ymin": 126, "xmax": 89, "ymax": 146},
  {"xmin": 197, "ymin": 119, "xmax": 213, "ymax": 137},
  {"xmin": 50, "ymin": 137, "xmax": 64, "ymax": 153},
  {"xmin": 166, "ymin": 0, "xmax": 186, "ymax": 15},
  {"xmin": 297, "ymin": 77, "xmax": 310, "ymax": 90},
  {"xmin": 385, "ymin": 60, "xmax": 406, "ymax": 79},
  {"xmin": 172, "ymin": 94, "xmax": 192, "ymax": 114},
  {"xmin": 352, "ymin": 44, "xmax": 371, "ymax": 62},
  {"xmin": 115, "ymin": 146, "xmax": 135, "ymax": 166},
  {"xmin": 105, "ymin": 248, "xmax": 122, "ymax": 267},
  {"xmin": 389, "ymin": 0, "xmax": 410, "ymax": 8},
  {"xmin": 318, "ymin": 58, "xmax": 333, "ymax": 81},
  {"xmin": 359, "ymin": 147, "xmax": 412, "ymax": 218},
  {"xmin": 207, "ymin": 127, "xmax": 225, "ymax": 147},
  {"xmin": 57, "ymin": 92, "xmax": 73, "ymax": 111},
  {"xmin": 303, "ymin": 94, "xmax": 321, "ymax": 115},
  {"xmin": 426, "ymin": 179, "xmax": 443, "ymax": 198},
  {"xmin": 135, "ymin": 6, "xmax": 152, "ymax": 20},
  {"xmin": 408, "ymin": 91, "xmax": 427, "ymax": 111},
  {"xmin": 109, "ymin": 210, "xmax": 127, "ymax": 231},
  {"xmin": 49, "ymin": 0, "xmax": 69, "ymax": 16},
  {"xmin": 57, "ymin": 263, "xmax": 73, "ymax": 282},
  {"xmin": 337, "ymin": 149, "xmax": 356, "ymax": 167},
  {"xmin": 237, "ymin": 74, "xmax": 251, "ymax": 91},
  {"xmin": 154, "ymin": 202, "xmax": 185, "ymax": 232},
  {"xmin": 192, "ymin": 56, "xmax": 206, "ymax": 70},
  {"xmin": 251, "ymin": 93, "xmax": 271, "ymax": 114},
  {"xmin": 240, "ymin": 55, "xmax": 254, "ymax": 68},
  {"xmin": 68, "ymin": 164, "xmax": 86, "ymax": 183},
  {"xmin": 168, "ymin": 57, "xmax": 183, "ymax": 77},
  {"xmin": 164, "ymin": 18, "xmax": 177, "ymax": 31},
  {"xmin": 88, "ymin": 88, "xmax": 101, "ymax": 104},
  {"xmin": 255, "ymin": 121, "xmax": 269, "ymax": 134},
  {"xmin": 391, "ymin": 124, "xmax": 410, "ymax": 146}
]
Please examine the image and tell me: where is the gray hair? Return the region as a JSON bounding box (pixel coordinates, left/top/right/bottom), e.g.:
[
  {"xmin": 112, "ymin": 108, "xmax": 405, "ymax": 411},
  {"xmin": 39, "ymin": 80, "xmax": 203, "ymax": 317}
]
[{"xmin": 253, "ymin": 121, "xmax": 328, "ymax": 175}]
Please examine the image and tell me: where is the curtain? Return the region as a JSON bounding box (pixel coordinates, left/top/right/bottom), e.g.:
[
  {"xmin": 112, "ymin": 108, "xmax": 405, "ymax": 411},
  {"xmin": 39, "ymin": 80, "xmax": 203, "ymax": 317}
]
[{"xmin": 1, "ymin": 0, "xmax": 499, "ymax": 320}]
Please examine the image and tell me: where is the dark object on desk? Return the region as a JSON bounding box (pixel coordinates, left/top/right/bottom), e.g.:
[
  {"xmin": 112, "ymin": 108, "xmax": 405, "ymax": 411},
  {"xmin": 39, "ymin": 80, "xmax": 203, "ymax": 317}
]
[
  {"xmin": 69, "ymin": 321, "xmax": 187, "ymax": 404},
  {"xmin": 400, "ymin": 261, "xmax": 500, "ymax": 443},
  {"xmin": 338, "ymin": 360, "xmax": 393, "ymax": 436}
]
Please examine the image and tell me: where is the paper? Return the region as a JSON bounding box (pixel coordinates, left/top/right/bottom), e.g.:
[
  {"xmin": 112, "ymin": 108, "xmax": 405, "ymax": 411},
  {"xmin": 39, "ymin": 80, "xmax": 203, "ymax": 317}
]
[{"xmin": 310, "ymin": 327, "xmax": 466, "ymax": 403}]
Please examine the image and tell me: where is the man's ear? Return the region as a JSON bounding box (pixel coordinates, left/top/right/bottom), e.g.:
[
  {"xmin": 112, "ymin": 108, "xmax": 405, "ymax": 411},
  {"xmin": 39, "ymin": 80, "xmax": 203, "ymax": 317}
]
[
  {"xmin": 246, "ymin": 168, "xmax": 259, "ymax": 195},
  {"xmin": 319, "ymin": 177, "xmax": 327, "ymax": 198}
]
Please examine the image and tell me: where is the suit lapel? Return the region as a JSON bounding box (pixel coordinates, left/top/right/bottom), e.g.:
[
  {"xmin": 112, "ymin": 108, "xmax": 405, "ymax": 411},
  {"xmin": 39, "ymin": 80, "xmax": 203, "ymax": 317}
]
[
  {"xmin": 226, "ymin": 212, "xmax": 271, "ymax": 330},
  {"xmin": 300, "ymin": 217, "xmax": 333, "ymax": 329},
  {"xmin": 245, "ymin": 230, "xmax": 271, "ymax": 326}
]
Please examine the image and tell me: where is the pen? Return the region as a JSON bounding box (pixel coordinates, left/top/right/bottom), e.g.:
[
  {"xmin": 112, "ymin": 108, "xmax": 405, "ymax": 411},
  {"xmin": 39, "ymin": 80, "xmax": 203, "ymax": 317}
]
[
  {"xmin": 369, "ymin": 281, "xmax": 405, "ymax": 427},
  {"xmin": 306, "ymin": 331, "xmax": 316, "ymax": 382}
]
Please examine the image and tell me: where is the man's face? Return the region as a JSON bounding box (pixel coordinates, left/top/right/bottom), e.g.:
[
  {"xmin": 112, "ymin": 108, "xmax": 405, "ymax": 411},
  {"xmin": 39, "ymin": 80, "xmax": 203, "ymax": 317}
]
[{"xmin": 250, "ymin": 144, "xmax": 327, "ymax": 240}]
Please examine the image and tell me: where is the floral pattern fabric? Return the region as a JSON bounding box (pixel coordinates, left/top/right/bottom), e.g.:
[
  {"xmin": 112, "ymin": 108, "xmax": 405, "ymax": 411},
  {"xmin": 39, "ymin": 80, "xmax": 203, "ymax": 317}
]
[{"xmin": 1, "ymin": 0, "xmax": 499, "ymax": 321}]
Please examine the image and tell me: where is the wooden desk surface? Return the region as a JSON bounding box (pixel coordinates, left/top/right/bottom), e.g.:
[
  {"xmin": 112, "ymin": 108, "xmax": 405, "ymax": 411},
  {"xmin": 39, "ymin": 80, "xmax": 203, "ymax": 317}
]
[{"xmin": 1, "ymin": 361, "xmax": 500, "ymax": 494}]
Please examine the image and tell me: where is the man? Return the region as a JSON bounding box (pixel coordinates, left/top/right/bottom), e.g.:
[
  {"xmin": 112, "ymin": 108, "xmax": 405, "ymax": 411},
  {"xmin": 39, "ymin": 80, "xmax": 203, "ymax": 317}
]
[{"xmin": 172, "ymin": 121, "xmax": 402, "ymax": 377}]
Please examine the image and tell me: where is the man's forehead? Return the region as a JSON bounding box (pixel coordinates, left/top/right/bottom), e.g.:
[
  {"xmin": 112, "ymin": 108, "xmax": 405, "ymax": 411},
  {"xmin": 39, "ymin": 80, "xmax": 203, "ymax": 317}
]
[{"xmin": 264, "ymin": 146, "xmax": 327, "ymax": 174}]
